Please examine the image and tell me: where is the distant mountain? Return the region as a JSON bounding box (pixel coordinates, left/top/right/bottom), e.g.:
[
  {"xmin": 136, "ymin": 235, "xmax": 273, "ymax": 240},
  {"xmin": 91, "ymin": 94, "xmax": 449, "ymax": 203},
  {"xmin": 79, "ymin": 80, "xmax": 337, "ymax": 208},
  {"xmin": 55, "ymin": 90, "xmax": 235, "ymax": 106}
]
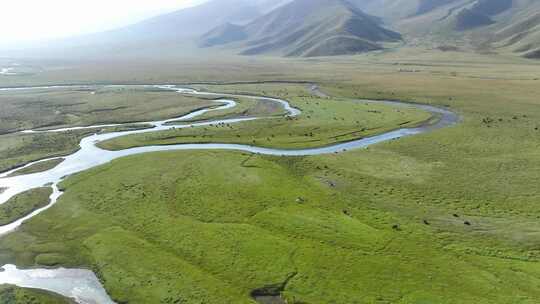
[
  {"xmin": 454, "ymin": 7, "xmax": 495, "ymax": 31},
  {"xmin": 122, "ymin": 0, "xmax": 292, "ymax": 39},
  {"xmin": 4, "ymin": 0, "xmax": 540, "ymax": 60},
  {"xmin": 200, "ymin": 23, "xmax": 248, "ymax": 48},
  {"xmin": 490, "ymin": 5, "xmax": 540, "ymax": 58},
  {"xmin": 352, "ymin": 0, "xmax": 540, "ymax": 58},
  {"xmin": 118, "ymin": 0, "xmax": 257, "ymax": 39},
  {"xmin": 200, "ymin": 0, "xmax": 402, "ymax": 57},
  {"xmin": 70, "ymin": 0, "xmax": 293, "ymax": 46},
  {"xmin": 0, "ymin": 0, "xmax": 292, "ymax": 59}
]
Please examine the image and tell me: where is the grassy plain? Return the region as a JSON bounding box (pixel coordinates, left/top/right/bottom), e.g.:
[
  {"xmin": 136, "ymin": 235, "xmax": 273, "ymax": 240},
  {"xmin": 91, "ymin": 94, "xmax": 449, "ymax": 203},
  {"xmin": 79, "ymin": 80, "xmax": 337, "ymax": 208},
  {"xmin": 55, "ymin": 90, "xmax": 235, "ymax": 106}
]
[
  {"xmin": 1, "ymin": 151, "xmax": 540, "ymax": 303},
  {"xmin": 0, "ymin": 50, "xmax": 540, "ymax": 303},
  {"xmin": 99, "ymin": 84, "xmax": 431, "ymax": 150},
  {"xmin": 0, "ymin": 285, "xmax": 73, "ymax": 304},
  {"xmin": 0, "ymin": 124, "xmax": 153, "ymax": 173},
  {"xmin": 7, "ymin": 158, "xmax": 64, "ymax": 177},
  {"xmin": 0, "ymin": 87, "xmax": 222, "ymax": 173},
  {"xmin": 176, "ymin": 95, "xmax": 288, "ymax": 123},
  {"xmin": 0, "ymin": 187, "xmax": 51, "ymax": 226},
  {"xmin": 0, "ymin": 86, "xmax": 214, "ymax": 134}
]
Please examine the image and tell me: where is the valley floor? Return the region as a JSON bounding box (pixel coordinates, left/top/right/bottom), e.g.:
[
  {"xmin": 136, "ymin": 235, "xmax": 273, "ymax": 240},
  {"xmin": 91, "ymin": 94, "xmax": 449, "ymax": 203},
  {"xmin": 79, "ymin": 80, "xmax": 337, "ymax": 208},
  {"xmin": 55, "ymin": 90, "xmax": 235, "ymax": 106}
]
[{"xmin": 1, "ymin": 49, "xmax": 540, "ymax": 303}]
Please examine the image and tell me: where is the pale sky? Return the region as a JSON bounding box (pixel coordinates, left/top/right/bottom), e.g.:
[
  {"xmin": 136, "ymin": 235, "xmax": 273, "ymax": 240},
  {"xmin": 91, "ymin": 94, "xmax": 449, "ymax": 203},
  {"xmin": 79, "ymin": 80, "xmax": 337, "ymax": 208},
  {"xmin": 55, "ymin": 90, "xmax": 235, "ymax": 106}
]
[{"xmin": 0, "ymin": 0, "xmax": 206, "ymax": 46}]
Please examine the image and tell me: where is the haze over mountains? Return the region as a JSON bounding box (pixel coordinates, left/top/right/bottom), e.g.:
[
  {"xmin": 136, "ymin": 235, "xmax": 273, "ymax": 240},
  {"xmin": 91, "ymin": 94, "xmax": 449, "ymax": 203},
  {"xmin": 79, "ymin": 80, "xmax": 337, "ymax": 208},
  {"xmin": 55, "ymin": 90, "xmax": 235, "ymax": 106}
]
[
  {"xmin": 354, "ymin": 0, "xmax": 540, "ymax": 58},
  {"xmin": 2, "ymin": 0, "xmax": 540, "ymax": 59},
  {"xmin": 200, "ymin": 0, "xmax": 402, "ymax": 57}
]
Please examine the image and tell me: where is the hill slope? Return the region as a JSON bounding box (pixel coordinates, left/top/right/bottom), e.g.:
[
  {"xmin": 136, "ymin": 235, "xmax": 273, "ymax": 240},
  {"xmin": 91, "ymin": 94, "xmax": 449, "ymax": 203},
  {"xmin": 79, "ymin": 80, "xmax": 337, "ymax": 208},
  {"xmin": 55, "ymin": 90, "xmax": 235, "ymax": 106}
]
[
  {"xmin": 491, "ymin": 6, "xmax": 540, "ymax": 58},
  {"xmin": 200, "ymin": 0, "xmax": 401, "ymax": 57},
  {"xmin": 354, "ymin": 0, "xmax": 540, "ymax": 58}
]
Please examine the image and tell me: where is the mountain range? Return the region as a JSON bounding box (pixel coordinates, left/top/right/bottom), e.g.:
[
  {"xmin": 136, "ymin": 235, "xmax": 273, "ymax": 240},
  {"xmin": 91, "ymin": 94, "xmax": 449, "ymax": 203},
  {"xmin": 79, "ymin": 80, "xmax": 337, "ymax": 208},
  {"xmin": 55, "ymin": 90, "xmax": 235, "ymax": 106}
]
[
  {"xmin": 354, "ymin": 0, "xmax": 540, "ymax": 58},
  {"xmin": 2, "ymin": 0, "xmax": 540, "ymax": 59},
  {"xmin": 199, "ymin": 0, "xmax": 402, "ymax": 57}
]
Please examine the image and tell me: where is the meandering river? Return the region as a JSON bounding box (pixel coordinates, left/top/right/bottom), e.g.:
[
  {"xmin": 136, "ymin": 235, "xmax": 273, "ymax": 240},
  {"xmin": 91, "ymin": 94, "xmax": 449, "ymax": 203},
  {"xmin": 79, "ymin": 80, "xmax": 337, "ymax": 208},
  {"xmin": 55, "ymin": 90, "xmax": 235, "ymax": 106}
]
[{"xmin": 0, "ymin": 84, "xmax": 459, "ymax": 303}]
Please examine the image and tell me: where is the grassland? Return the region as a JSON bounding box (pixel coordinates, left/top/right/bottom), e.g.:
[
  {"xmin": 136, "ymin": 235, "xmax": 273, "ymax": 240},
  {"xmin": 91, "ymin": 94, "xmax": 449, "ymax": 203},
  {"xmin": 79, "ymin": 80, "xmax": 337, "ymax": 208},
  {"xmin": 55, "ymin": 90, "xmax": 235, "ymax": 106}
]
[
  {"xmin": 0, "ymin": 50, "xmax": 540, "ymax": 303},
  {"xmin": 0, "ymin": 86, "xmax": 222, "ymax": 173},
  {"xmin": 0, "ymin": 285, "xmax": 73, "ymax": 304},
  {"xmin": 1, "ymin": 150, "xmax": 540, "ymax": 303},
  {"xmin": 176, "ymin": 95, "xmax": 287, "ymax": 123},
  {"xmin": 0, "ymin": 86, "xmax": 214, "ymax": 134},
  {"xmin": 0, "ymin": 187, "xmax": 51, "ymax": 226},
  {"xmin": 7, "ymin": 158, "xmax": 64, "ymax": 177},
  {"xmin": 99, "ymin": 84, "xmax": 431, "ymax": 150},
  {"xmin": 0, "ymin": 124, "xmax": 154, "ymax": 173}
]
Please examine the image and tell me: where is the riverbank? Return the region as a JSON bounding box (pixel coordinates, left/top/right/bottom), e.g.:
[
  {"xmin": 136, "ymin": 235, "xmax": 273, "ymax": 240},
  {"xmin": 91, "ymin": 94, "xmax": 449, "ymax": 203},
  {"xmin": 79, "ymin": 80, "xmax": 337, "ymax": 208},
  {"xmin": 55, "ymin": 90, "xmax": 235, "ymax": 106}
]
[{"xmin": 0, "ymin": 284, "xmax": 74, "ymax": 303}]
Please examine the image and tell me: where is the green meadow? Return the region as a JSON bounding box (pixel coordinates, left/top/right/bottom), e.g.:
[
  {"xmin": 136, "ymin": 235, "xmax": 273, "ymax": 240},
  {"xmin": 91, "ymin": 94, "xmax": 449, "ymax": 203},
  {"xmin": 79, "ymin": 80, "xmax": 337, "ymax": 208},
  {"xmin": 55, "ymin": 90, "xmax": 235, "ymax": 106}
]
[
  {"xmin": 0, "ymin": 86, "xmax": 214, "ymax": 133},
  {"xmin": 0, "ymin": 285, "xmax": 73, "ymax": 304},
  {"xmin": 0, "ymin": 124, "xmax": 154, "ymax": 173},
  {"xmin": 0, "ymin": 86, "xmax": 221, "ymax": 173},
  {"xmin": 7, "ymin": 159, "xmax": 65, "ymax": 177},
  {"xmin": 0, "ymin": 187, "xmax": 51, "ymax": 226},
  {"xmin": 0, "ymin": 50, "xmax": 540, "ymax": 303},
  {"xmin": 99, "ymin": 84, "xmax": 431, "ymax": 151}
]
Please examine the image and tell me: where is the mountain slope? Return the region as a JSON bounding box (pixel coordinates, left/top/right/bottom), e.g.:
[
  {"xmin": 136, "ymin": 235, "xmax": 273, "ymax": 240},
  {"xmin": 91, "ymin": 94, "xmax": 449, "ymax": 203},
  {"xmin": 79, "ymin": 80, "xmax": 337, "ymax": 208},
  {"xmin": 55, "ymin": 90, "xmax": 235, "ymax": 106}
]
[
  {"xmin": 454, "ymin": 7, "xmax": 495, "ymax": 31},
  {"xmin": 66, "ymin": 0, "xmax": 286, "ymax": 48},
  {"xmin": 354, "ymin": 0, "xmax": 540, "ymax": 58},
  {"xmin": 0, "ymin": 0, "xmax": 292, "ymax": 59},
  {"xmin": 200, "ymin": 0, "xmax": 401, "ymax": 57},
  {"xmin": 127, "ymin": 0, "xmax": 292, "ymax": 38},
  {"xmin": 490, "ymin": 5, "xmax": 540, "ymax": 58},
  {"xmin": 199, "ymin": 23, "xmax": 248, "ymax": 48},
  {"xmin": 348, "ymin": 0, "xmax": 460, "ymax": 20}
]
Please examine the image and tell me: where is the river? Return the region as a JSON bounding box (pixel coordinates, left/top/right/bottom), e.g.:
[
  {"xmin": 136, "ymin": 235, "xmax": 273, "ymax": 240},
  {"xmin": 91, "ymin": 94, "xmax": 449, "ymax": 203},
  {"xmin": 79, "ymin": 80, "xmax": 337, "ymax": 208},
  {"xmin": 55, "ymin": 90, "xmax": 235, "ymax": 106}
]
[{"xmin": 0, "ymin": 84, "xmax": 459, "ymax": 303}]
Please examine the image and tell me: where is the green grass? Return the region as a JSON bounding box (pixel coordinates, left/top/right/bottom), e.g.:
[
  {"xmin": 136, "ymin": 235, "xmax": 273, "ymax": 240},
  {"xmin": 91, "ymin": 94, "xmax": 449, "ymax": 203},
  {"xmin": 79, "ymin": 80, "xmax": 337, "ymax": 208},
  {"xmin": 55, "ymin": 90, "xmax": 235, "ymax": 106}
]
[
  {"xmin": 99, "ymin": 85, "xmax": 431, "ymax": 151},
  {"xmin": 1, "ymin": 50, "xmax": 540, "ymax": 303},
  {"xmin": 173, "ymin": 95, "xmax": 287, "ymax": 123},
  {"xmin": 0, "ymin": 187, "xmax": 52, "ymax": 226},
  {"xmin": 8, "ymin": 158, "xmax": 64, "ymax": 177},
  {"xmin": 0, "ymin": 86, "xmax": 222, "ymax": 173},
  {"xmin": 0, "ymin": 86, "xmax": 215, "ymax": 134},
  {"xmin": 0, "ymin": 285, "xmax": 73, "ymax": 304},
  {"xmin": 0, "ymin": 124, "xmax": 152, "ymax": 173},
  {"xmin": 1, "ymin": 151, "xmax": 540, "ymax": 303}
]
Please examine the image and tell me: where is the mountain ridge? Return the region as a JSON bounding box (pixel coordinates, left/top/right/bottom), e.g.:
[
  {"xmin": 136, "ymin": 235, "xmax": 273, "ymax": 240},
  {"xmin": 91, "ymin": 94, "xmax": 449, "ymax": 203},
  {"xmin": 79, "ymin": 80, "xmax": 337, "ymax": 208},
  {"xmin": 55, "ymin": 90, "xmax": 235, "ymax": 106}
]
[
  {"xmin": 200, "ymin": 0, "xmax": 402, "ymax": 57},
  {"xmin": 2, "ymin": 0, "xmax": 540, "ymax": 60},
  {"xmin": 352, "ymin": 0, "xmax": 540, "ymax": 58}
]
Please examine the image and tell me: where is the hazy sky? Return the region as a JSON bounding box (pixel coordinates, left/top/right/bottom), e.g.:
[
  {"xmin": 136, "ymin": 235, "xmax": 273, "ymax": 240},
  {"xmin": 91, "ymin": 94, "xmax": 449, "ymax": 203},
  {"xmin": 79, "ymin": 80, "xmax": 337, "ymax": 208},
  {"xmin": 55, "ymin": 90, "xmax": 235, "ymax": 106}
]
[{"xmin": 0, "ymin": 0, "xmax": 206, "ymax": 45}]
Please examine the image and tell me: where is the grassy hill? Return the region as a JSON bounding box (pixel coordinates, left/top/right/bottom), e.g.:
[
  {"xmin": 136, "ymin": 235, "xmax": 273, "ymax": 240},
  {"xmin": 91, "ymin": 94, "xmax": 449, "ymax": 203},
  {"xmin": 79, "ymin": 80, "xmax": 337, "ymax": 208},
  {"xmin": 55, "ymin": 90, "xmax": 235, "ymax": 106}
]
[{"xmin": 200, "ymin": 0, "xmax": 402, "ymax": 57}]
